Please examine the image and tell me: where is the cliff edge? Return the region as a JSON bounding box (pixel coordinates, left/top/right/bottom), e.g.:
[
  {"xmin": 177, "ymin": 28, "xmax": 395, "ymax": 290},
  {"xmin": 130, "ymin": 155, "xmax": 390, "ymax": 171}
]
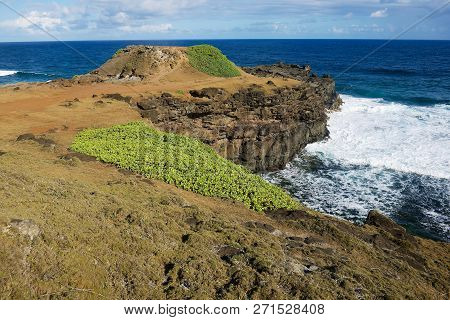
[{"xmin": 83, "ymin": 45, "xmax": 341, "ymax": 171}]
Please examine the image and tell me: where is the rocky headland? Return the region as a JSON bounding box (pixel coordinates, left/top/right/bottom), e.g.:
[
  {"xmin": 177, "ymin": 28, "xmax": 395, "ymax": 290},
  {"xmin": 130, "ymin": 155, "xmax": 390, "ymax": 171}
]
[
  {"xmin": 136, "ymin": 80, "xmax": 338, "ymax": 171},
  {"xmin": 0, "ymin": 45, "xmax": 448, "ymax": 299},
  {"xmin": 83, "ymin": 46, "xmax": 342, "ymax": 171}
]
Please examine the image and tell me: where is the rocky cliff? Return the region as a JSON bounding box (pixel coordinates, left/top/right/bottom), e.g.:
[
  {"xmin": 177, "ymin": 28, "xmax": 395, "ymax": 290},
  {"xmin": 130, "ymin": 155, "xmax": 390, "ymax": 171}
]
[
  {"xmin": 137, "ymin": 63, "xmax": 341, "ymax": 171},
  {"xmin": 71, "ymin": 45, "xmax": 342, "ymax": 171}
]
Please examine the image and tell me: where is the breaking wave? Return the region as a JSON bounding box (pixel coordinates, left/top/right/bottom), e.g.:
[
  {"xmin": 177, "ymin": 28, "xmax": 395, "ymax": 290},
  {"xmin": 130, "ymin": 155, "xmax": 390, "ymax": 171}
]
[
  {"xmin": 265, "ymin": 95, "xmax": 450, "ymax": 242},
  {"xmin": 0, "ymin": 70, "xmax": 18, "ymax": 77}
]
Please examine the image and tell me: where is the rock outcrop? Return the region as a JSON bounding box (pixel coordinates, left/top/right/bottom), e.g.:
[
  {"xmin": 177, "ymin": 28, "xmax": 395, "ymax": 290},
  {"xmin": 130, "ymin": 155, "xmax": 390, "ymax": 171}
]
[
  {"xmin": 243, "ymin": 63, "xmax": 342, "ymax": 111},
  {"xmin": 137, "ymin": 64, "xmax": 341, "ymax": 172},
  {"xmin": 64, "ymin": 46, "xmax": 342, "ymax": 172},
  {"xmin": 243, "ymin": 63, "xmax": 312, "ymax": 79},
  {"xmin": 81, "ymin": 46, "xmax": 185, "ymax": 82}
]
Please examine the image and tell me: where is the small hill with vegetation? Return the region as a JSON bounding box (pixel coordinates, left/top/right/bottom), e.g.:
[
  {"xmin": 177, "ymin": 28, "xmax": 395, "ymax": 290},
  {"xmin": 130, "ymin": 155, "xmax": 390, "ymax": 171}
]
[
  {"xmin": 86, "ymin": 44, "xmax": 240, "ymax": 81},
  {"xmin": 90, "ymin": 46, "xmax": 185, "ymax": 80},
  {"xmin": 186, "ymin": 45, "xmax": 241, "ymax": 77},
  {"xmin": 70, "ymin": 122, "xmax": 298, "ymax": 212}
]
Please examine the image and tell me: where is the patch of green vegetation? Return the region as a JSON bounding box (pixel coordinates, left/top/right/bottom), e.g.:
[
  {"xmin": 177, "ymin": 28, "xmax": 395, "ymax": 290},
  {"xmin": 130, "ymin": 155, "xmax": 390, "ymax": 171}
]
[
  {"xmin": 186, "ymin": 45, "xmax": 241, "ymax": 78},
  {"xmin": 175, "ymin": 89, "xmax": 185, "ymax": 95},
  {"xmin": 113, "ymin": 49, "xmax": 124, "ymax": 57},
  {"xmin": 70, "ymin": 122, "xmax": 299, "ymax": 212}
]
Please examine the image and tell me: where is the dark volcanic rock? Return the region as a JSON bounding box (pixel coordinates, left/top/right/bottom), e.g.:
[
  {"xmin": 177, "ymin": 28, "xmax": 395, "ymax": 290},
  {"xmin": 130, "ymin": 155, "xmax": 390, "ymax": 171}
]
[
  {"xmin": 365, "ymin": 209, "xmax": 415, "ymax": 242},
  {"xmin": 244, "ymin": 221, "xmax": 276, "ymax": 233},
  {"xmin": 102, "ymin": 93, "xmax": 134, "ymax": 105},
  {"xmin": 16, "ymin": 133, "xmax": 56, "ymax": 148},
  {"xmin": 244, "ymin": 62, "xmax": 342, "ymax": 111},
  {"xmin": 218, "ymin": 245, "xmax": 244, "ymax": 263},
  {"xmin": 243, "ymin": 62, "xmax": 312, "ymax": 79},
  {"xmin": 189, "ymin": 87, "xmax": 225, "ymax": 99},
  {"xmin": 137, "ymin": 63, "xmax": 342, "ymax": 172}
]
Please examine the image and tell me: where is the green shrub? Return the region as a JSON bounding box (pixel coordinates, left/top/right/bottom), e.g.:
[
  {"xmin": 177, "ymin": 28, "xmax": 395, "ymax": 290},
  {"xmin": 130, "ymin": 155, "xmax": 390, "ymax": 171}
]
[
  {"xmin": 71, "ymin": 122, "xmax": 299, "ymax": 212},
  {"xmin": 113, "ymin": 49, "xmax": 124, "ymax": 57},
  {"xmin": 186, "ymin": 45, "xmax": 241, "ymax": 78}
]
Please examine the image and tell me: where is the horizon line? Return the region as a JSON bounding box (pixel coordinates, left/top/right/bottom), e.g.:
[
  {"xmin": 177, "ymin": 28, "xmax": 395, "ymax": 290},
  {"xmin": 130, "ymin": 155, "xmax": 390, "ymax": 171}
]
[{"xmin": 0, "ymin": 38, "xmax": 450, "ymax": 44}]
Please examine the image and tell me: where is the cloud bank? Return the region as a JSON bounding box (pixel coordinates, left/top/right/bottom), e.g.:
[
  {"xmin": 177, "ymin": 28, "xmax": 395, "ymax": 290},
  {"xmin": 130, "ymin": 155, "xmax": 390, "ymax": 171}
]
[{"xmin": 0, "ymin": 0, "xmax": 448, "ymax": 40}]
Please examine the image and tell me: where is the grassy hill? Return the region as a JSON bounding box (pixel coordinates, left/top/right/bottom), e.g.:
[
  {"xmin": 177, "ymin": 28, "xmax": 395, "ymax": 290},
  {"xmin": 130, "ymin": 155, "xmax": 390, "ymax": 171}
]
[{"xmin": 186, "ymin": 45, "xmax": 241, "ymax": 77}]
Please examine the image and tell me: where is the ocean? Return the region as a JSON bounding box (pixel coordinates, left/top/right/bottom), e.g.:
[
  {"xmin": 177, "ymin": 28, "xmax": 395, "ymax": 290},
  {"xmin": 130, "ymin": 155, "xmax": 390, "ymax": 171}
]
[{"xmin": 0, "ymin": 39, "xmax": 449, "ymax": 242}]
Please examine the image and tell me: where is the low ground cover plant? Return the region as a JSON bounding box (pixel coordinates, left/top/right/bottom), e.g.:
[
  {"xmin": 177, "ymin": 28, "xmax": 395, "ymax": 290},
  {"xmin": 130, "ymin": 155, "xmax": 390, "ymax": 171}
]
[{"xmin": 71, "ymin": 122, "xmax": 299, "ymax": 211}]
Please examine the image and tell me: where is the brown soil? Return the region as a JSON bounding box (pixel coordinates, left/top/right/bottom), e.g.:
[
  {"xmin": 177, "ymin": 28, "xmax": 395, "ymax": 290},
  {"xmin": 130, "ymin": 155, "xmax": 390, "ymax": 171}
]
[
  {"xmin": 0, "ymin": 49, "xmax": 448, "ymax": 299},
  {"xmin": 0, "ymin": 60, "xmax": 296, "ymax": 140}
]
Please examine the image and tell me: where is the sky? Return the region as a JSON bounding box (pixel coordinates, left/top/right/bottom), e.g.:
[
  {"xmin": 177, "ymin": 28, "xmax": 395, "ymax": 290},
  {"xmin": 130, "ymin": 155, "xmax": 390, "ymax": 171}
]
[{"xmin": 0, "ymin": 0, "xmax": 449, "ymax": 42}]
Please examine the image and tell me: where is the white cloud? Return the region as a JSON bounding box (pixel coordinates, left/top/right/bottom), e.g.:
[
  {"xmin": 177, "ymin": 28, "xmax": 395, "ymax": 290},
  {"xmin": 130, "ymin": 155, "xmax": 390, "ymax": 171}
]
[
  {"xmin": 0, "ymin": 2, "xmax": 180, "ymax": 35},
  {"xmin": 0, "ymin": 5, "xmax": 89, "ymax": 34},
  {"xmin": 331, "ymin": 26, "xmax": 345, "ymax": 34},
  {"xmin": 272, "ymin": 22, "xmax": 289, "ymax": 32},
  {"xmin": 118, "ymin": 23, "xmax": 173, "ymax": 33},
  {"xmin": 111, "ymin": 12, "xmax": 129, "ymax": 24},
  {"xmin": 370, "ymin": 8, "xmax": 388, "ymax": 18},
  {"xmin": 0, "ymin": 11, "xmax": 65, "ymax": 33},
  {"xmin": 92, "ymin": 0, "xmax": 207, "ymax": 16},
  {"xmin": 0, "ymin": 0, "xmax": 446, "ymax": 40},
  {"xmin": 350, "ymin": 23, "xmax": 385, "ymax": 33}
]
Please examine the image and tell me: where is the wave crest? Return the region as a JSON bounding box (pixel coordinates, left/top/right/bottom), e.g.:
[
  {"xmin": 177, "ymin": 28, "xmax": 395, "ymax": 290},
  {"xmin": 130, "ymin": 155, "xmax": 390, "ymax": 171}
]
[
  {"xmin": 306, "ymin": 95, "xmax": 450, "ymax": 179},
  {"xmin": 0, "ymin": 70, "xmax": 18, "ymax": 77}
]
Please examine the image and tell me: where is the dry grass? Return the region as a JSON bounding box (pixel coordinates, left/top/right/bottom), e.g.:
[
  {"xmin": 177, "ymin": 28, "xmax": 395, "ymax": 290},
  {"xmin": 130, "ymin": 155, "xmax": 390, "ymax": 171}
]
[
  {"xmin": 0, "ymin": 64, "xmax": 448, "ymax": 300},
  {"xmin": 0, "ymin": 139, "xmax": 448, "ymax": 299}
]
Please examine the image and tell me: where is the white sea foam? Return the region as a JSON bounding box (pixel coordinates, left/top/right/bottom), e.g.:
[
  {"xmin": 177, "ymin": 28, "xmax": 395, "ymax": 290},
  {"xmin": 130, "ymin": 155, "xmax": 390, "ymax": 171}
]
[
  {"xmin": 0, "ymin": 70, "xmax": 18, "ymax": 77},
  {"xmin": 306, "ymin": 95, "xmax": 450, "ymax": 179},
  {"xmin": 265, "ymin": 95, "xmax": 450, "ymax": 241},
  {"xmin": 422, "ymin": 209, "xmax": 450, "ymax": 237},
  {"xmin": 265, "ymin": 156, "xmax": 450, "ymax": 240}
]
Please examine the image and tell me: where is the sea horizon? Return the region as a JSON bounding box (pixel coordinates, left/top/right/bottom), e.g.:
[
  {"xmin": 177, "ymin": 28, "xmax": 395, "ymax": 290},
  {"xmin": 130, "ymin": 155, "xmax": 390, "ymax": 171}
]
[{"xmin": 1, "ymin": 38, "xmax": 450, "ymax": 44}]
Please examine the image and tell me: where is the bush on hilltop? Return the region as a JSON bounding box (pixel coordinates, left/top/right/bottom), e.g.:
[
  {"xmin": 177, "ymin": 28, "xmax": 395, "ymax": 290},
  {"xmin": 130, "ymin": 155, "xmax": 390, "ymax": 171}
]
[{"xmin": 186, "ymin": 45, "xmax": 241, "ymax": 78}]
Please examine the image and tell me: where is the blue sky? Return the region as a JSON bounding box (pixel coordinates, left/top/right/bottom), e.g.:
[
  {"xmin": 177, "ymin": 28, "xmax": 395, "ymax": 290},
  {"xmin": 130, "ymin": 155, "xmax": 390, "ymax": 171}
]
[{"xmin": 0, "ymin": 0, "xmax": 449, "ymax": 41}]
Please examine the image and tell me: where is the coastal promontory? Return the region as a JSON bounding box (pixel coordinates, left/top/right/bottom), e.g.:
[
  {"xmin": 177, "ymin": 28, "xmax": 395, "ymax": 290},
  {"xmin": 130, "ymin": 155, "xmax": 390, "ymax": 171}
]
[{"xmin": 0, "ymin": 45, "xmax": 448, "ymax": 299}]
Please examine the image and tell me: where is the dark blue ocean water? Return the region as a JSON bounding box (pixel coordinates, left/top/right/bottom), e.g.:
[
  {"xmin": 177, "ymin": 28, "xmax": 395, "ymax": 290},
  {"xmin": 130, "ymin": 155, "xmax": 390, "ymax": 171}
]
[
  {"xmin": 1, "ymin": 40, "xmax": 449, "ymax": 105},
  {"xmin": 1, "ymin": 40, "xmax": 449, "ymax": 241}
]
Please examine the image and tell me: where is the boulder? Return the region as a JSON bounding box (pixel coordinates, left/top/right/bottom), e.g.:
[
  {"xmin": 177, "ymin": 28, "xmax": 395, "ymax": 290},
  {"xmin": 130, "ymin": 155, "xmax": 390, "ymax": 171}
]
[
  {"xmin": 365, "ymin": 209, "xmax": 414, "ymax": 242},
  {"xmin": 189, "ymin": 87, "xmax": 225, "ymax": 99},
  {"xmin": 9, "ymin": 219, "xmax": 41, "ymax": 240},
  {"xmin": 102, "ymin": 93, "xmax": 134, "ymax": 105}
]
